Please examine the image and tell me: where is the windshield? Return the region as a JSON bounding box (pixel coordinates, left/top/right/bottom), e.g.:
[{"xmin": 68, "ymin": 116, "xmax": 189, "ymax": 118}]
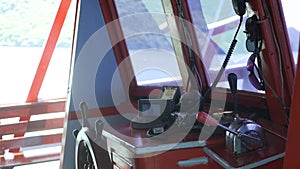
[
  {"xmin": 114, "ymin": 0, "xmax": 183, "ymax": 87},
  {"xmin": 187, "ymin": 0, "xmax": 260, "ymax": 92}
]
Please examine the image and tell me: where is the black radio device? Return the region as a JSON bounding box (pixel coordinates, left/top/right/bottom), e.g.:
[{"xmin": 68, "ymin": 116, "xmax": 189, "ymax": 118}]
[{"xmin": 131, "ymin": 86, "xmax": 181, "ymax": 135}]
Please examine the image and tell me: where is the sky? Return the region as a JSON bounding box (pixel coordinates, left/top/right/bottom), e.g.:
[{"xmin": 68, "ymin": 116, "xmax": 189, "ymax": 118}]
[{"xmin": 281, "ymin": 1, "xmax": 300, "ymax": 31}]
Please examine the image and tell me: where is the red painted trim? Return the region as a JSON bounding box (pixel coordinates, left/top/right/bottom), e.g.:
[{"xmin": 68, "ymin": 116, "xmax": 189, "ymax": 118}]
[
  {"xmin": 283, "ymin": 36, "xmax": 300, "ymax": 169},
  {"xmin": 250, "ymin": 0, "xmax": 294, "ymax": 125}
]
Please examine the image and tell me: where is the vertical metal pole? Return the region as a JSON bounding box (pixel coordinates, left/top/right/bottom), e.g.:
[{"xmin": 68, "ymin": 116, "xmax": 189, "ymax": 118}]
[
  {"xmin": 26, "ymin": 0, "xmax": 72, "ymax": 103},
  {"xmin": 283, "ymin": 37, "xmax": 300, "ymax": 169},
  {"xmin": 10, "ymin": 0, "xmax": 72, "ymax": 153}
]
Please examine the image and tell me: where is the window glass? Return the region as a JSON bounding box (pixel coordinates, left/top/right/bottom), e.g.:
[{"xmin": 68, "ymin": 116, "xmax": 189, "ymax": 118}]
[
  {"xmin": 0, "ymin": 1, "xmax": 75, "ymax": 104},
  {"xmin": 281, "ymin": 1, "xmax": 299, "ymax": 64},
  {"xmin": 187, "ymin": 0, "xmax": 259, "ymax": 92},
  {"xmin": 114, "ymin": 0, "xmax": 182, "ymax": 86}
]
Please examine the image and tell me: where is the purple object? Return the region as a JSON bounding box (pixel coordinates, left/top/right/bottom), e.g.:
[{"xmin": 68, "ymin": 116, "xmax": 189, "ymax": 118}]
[{"xmin": 247, "ymin": 54, "xmax": 264, "ymax": 90}]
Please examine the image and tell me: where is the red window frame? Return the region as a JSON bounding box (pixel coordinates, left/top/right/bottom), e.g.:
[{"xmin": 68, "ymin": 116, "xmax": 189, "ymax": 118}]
[
  {"xmin": 98, "ymin": 0, "xmax": 209, "ymax": 99},
  {"xmin": 99, "ymin": 0, "xmax": 294, "ymax": 125}
]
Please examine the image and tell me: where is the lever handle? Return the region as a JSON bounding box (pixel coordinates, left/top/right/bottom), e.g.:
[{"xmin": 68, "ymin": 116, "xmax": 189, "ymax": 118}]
[
  {"xmin": 196, "ymin": 111, "xmax": 219, "ymax": 127},
  {"xmin": 196, "ymin": 112, "xmax": 262, "ymax": 143},
  {"xmin": 95, "ymin": 119, "xmax": 104, "ymax": 138},
  {"xmin": 228, "ymin": 73, "xmax": 237, "ymax": 95},
  {"xmin": 94, "ymin": 119, "xmax": 104, "ymax": 143},
  {"xmin": 80, "ymin": 101, "xmax": 90, "ymax": 128},
  {"xmin": 228, "ymin": 73, "xmax": 238, "ymax": 113}
]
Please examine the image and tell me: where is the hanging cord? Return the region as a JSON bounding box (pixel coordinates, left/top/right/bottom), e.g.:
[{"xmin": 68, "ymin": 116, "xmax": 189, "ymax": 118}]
[
  {"xmin": 256, "ymin": 49, "xmax": 289, "ymax": 124},
  {"xmin": 261, "ymin": 0, "xmax": 289, "ymax": 124},
  {"xmin": 199, "ymin": 16, "xmax": 243, "ymax": 106}
]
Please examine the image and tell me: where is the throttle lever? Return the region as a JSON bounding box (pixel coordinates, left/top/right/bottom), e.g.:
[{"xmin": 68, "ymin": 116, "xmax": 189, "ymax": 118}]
[
  {"xmin": 196, "ymin": 112, "xmax": 261, "ymax": 142},
  {"xmin": 196, "ymin": 111, "xmax": 219, "ymax": 127},
  {"xmin": 196, "ymin": 112, "xmax": 238, "ymax": 136},
  {"xmin": 228, "ymin": 73, "xmax": 238, "ymax": 113}
]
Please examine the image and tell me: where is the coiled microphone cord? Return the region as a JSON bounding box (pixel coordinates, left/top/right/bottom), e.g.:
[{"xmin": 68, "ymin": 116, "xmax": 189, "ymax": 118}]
[{"xmin": 200, "ymin": 16, "xmax": 243, "ymax": 106}]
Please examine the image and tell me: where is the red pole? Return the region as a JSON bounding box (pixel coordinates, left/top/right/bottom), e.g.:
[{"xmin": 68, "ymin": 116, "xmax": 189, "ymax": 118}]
[
  {"xmin": 283, "ymin": 37, "xmax": 300, "ymax": 169},
  {"xmin": 10, "ymin": 0, "xmax": 72, "ymax": 152},
  {"xmin": 26, "ymin": 0, "xmax": 72, "ymax": 103}
]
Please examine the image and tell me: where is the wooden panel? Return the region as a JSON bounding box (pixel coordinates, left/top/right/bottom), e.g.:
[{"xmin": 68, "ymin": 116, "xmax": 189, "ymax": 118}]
[{"xmin": 0, "ymin": 118, "xmax": 64, "ymax": 135}]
